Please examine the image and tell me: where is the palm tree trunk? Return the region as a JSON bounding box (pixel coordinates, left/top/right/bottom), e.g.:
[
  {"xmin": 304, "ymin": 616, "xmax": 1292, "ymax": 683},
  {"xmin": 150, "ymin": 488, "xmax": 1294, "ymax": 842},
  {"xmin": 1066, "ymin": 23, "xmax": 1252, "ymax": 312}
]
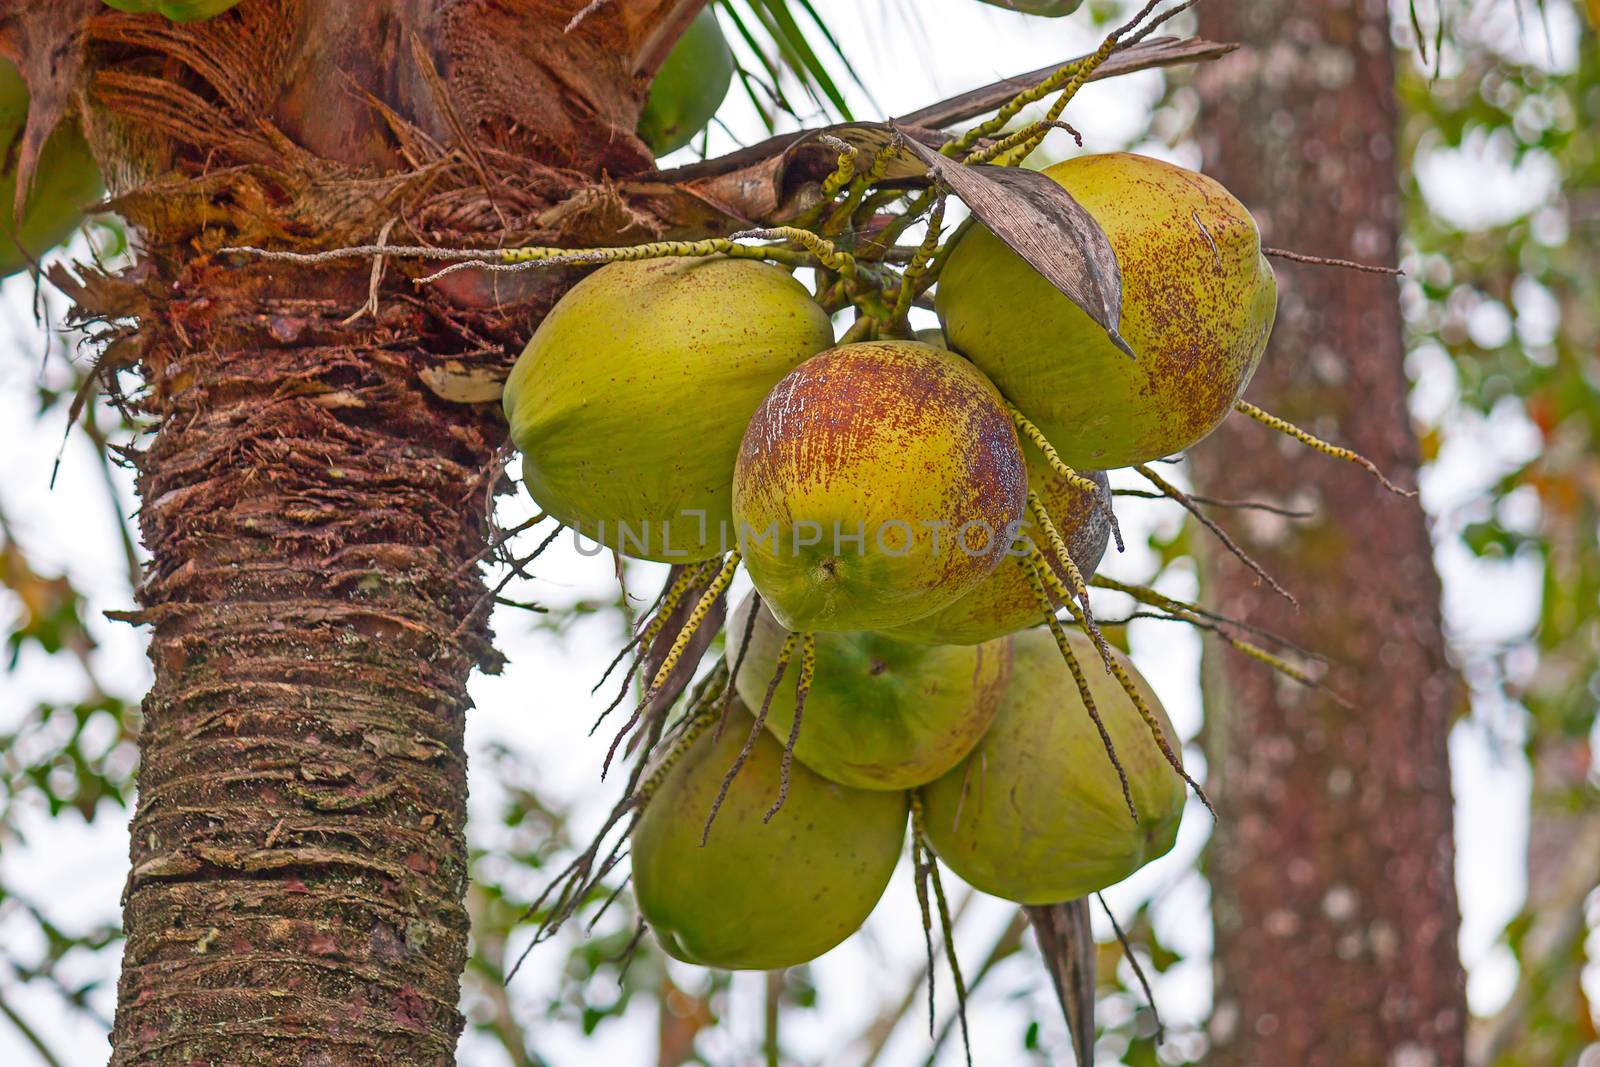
[
  {"xmin": 108, "ymin": 263, "xmax": 499, "ymax": 1064},
  {"xmin": 1193, "ymin": 3, "xmax": 1468, "ymax": 1064}
]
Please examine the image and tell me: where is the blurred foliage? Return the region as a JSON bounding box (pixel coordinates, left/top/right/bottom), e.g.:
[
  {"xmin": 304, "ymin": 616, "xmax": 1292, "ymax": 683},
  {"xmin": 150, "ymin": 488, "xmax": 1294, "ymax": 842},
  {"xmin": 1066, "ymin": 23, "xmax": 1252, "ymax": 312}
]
[
  {"xmin": 0, "ymin": 349, "xmax": 138, "ymax": 1063},
  {"xmin": 1399, "ymin": 2, "xmax": 1600, "ymax": 1060}
]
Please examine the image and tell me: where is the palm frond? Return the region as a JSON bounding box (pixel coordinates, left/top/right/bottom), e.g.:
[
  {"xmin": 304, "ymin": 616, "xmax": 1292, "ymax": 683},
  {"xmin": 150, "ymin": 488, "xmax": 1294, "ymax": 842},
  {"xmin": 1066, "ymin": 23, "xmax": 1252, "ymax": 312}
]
[{"xmin": 715, "ymin": 0, "xmax": 869, "ymax": 129}]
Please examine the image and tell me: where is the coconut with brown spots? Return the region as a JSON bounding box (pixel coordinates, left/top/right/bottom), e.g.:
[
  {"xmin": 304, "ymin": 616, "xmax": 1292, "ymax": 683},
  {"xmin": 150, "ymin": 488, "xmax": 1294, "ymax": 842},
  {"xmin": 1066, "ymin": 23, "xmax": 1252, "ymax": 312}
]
[
  {"xmin": 631, "ymin": 697, "xmax": 907, "ymax": 970},
  {"xmin": 727, "ymin": 593, "xmax": 1012, "ymax": 789},
  {"xmin": 920, "ymin": 627, "xmax": 1185, "ymax": 904},
  {"xmin": 731, "ymin": 339, "xmax": 1027, "ymax": 633},
  {"xmin": 504, "ymin": 256, "xmax": 833, "ymax": 562},
  {"xmin": 886, "ymin": 454, "xmax": 1112, "ymax": 645},
  {"xmin": 936, "ymin": 152, "xmax": 1277, "ymax": 470}
]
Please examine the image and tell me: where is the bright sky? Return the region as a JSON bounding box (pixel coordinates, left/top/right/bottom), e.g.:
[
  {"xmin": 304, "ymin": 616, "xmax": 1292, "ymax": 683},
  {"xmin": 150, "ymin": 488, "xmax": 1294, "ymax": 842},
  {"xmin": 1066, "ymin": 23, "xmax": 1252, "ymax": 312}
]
[{"xmin": 0, "ymin": 1, "xmax": 1581, "ymax": 1064}]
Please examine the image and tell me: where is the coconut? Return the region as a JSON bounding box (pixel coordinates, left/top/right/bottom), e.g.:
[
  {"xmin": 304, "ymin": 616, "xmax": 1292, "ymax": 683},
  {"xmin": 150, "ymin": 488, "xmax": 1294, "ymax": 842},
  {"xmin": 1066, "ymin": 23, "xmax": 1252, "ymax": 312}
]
[
  {"xmin": 504, "ymin": 256, "xmax": 833, "ymax": 563},
  {"xmin": 937, "ymin": 152, "xmax": 1277, "ymax": 470},
  {"xmin": 732, "ymin": 340, "xmax": 1027, "ymax": 633},
  {"xmin": 885, "ymin": 454, "xmax": 1111, "ymax": 645},
  {"xmin": 0, "ymin": 62, "xmax": 103, "ymax": 280},
  {"xmin": 920, "ymin": 628, "xmax": 1185, "ymax": 904},
  {"xmin": 631, "ymin": 700, "xmax": 907, "ymax": 970},
  {"xmin": 636, "ymin": 8, "xmax": 734, "ymax": 156},
  {"xmin": 727, "ymin": 593, "xmax": 1011, "ymax": 789},
  {"xmin": 101, "ymin": 0, "xmax": 242, "ymax": 20}
]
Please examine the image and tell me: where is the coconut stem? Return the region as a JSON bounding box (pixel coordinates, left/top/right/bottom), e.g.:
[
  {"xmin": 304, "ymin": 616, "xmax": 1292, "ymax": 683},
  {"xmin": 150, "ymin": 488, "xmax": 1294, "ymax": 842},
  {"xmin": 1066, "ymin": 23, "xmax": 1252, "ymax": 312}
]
[
  {"xmin": 702, "ymin": 631, "xmax": 799, "ymax": 846},
  {"xmin": 1019, "ymin": 553, "xmax": 1137, "ymax": 823},
  {"xmin": 603, "ymin": 552, "xmax": 740, "ymax": 776},
  {"xmin": 889, "ymin": 196, "xmax": 946, "ymax": 325},
  {"xmin": 647, "ymin": 551, "xmax": 742, "ymax": 695},
  {"xmin": 511, "ymin": 670, "xmax": 728, "ymax": 979},
  {"xmin": 226, "ymin": 236, "xmax": 821, "ymax": 281},
  {"xmin": 590, "ymin": 560, "xmax": 713, "ymax": 737},
  {"xmin": 823, "ymin": 138, "xmax": 904, "ymax": 232},
  {"xmin": 1028, "ymin": 491, "xmax": 1114, "ymax": 670},
  {"xmin": 1090, "ymin": 575, "xmax": 1323, "ymax": 662},
  {"xmin": 1096, "ymin": 893, "xmax": 1166, "ymax": 1045},
  {"xmin": 1028, "ymin": 552, "xmax": 1214, "ymax": 814},
  {"xmin": 731, "ymin": 227, "xmax": 860, "ymax": 280},
  {"xmin": 912, "ymin": 794, "xmax": 973, "ymax": 1067},
  {"xmin": 1234, "ymin": 400, "xmax": 1416, "ymax": 496},
  {"xmin": 911, "ymin": 820, "xmax": 939, "ymax": 1039},
  {"xmin": 715, "ymin": 591, "xmax": 763, "ymax": 742},
  {"xmin": 1112, "ymin": 487, "xmax": 1314, "ymax": 518},
  {"xmin": 592, "ymin": 561, "xmax": 707, "ymax": 699},
  {"xmin": 1093, "ymin": 631, "xmax": 1216, "ymax": 820},
  {"xmin": 945, "ymin": 0, "xmax": 1172, "ymax": 158},
  {"xmin": 764, "ymin": 633, "xmax": 816, "ymax": 823},
  {"xmin": 1133, "ymin": 463, "xmax": 1297, "ymax": 607},
  {"xmin": 964, "ymin": 119, "xmax": 1082, "ymax": 166},
  {"xmin": 1008, "ymin": 404, "xmax": 1125, "ymax": 552}
]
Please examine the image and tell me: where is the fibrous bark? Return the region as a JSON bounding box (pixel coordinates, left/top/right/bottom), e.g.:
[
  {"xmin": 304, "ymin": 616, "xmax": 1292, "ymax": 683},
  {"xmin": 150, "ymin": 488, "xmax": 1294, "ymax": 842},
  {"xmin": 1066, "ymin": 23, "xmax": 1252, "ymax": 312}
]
[
  {"xmin": 109, "ymin": 263, "xmax": 500, "ymax": 1065},
  {"xmin": 1193, "ymin": 3, "xmax": 1467, "ymax": 1065}
]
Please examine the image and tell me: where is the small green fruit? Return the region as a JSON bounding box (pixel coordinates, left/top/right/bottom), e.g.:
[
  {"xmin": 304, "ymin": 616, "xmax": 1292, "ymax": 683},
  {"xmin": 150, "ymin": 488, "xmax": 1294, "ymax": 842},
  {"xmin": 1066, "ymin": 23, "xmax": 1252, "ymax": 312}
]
[
  {"xmin": 637, "ymin": 8, "xmax": 734, "ymax": 156},
  {"xmin": 728, "ymin": 593, "xmax": 1011, "ymax": 790},
  {"xmin": 885, "ymin": 453, "xmax": 1110, "ymax": 646},
  {"xmin": 101, "ymin": 0, "xmax": 242, "ymax": 20},
  {"xmin": 937, "ymin": 153, "xmax": 1277, "ymax": 470},
  {"xmin": 504, "ymin": 256, "xmax": 833, "ymax": 563},
  {"xmin": 632, "ymin": 701, "xmax": 908, "ymax": 970},
  {"xmin": 921, "ymin": 628, "xmax": 1185, "ymax": 904},
  {"xmin": 733, "ymin": 340, "xmax": 1027, "ymax": 633},
  {"xmin": 0, "ymin": 62, "xmax": 103, "ymax": 279}
]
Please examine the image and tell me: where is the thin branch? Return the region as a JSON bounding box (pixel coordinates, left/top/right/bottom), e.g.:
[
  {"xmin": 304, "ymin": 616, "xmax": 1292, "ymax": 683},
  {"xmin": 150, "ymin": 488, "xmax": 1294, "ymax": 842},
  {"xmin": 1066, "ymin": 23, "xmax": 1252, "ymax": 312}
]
[{"xmin": 1263, "ymin": 247, "xmax": 1403, "ymax": 275}]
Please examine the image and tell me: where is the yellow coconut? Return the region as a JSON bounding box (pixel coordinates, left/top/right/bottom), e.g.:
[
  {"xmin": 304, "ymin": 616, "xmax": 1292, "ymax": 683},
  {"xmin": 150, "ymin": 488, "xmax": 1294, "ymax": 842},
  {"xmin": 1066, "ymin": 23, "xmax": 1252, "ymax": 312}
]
[
  {"xmin": 504, "ymin": 256, "xmax": 833, "ymax": 562},
  {"xmin": 920, "ymin": 628, "xmax": 1185, "ymax": 904},
  {"xmin": 631, "ymin": 700, "xmax": 907, "ymax": 970},
  {"xmin": 732, "ymin": 340, "xmax": 1027, "ymax": 632},
  {"xmin": 937, "ymin": 152, "xmax": 1277, "ymax": 469}
]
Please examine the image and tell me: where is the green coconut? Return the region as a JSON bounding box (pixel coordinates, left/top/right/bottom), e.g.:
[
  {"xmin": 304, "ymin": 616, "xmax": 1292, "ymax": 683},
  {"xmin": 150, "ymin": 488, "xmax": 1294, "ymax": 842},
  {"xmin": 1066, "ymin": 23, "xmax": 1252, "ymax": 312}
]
[
  {"xmin": 732, "ymin": 340, "xmax": 1027, "ymax": 633},
  {"xmin": 937, "ymin": 152, "xmax": 1278, "ymax": 470},
  {"xmin": 637, "ymin": 8, "xmax": 734, "ymax": 156},
  {"xmin": 504, "ymin": 256, "xmax": 833, "ymax": 562},
  {"xmin": 101, "ymin": 0, "xmax": 241, "ymax": 20},
  {"xmin": 920, "ymin": 628, "xmax": 1185, "ymax": 904},
  {"xmin": 727, "ymin": 593, "xmax": 1012, "ymax": 790},
  {"xmin": 0, "ymin": 62, "xmax": 103, "ymax": 280},
  {"xmin": 885, "ymin": 453, "xmax": 1111, "ymax": 646},
  {"xmin": 631, "ymin": 700, "xmax": 908, "ymax": 970}
]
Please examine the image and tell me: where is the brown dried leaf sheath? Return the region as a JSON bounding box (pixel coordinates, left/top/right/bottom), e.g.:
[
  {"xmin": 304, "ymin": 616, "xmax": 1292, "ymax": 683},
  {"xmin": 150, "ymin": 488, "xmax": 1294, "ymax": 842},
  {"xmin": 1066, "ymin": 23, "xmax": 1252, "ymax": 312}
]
[{"xmin": 898, "ymin": 135, "xmax": 1129, "ymax": 356}]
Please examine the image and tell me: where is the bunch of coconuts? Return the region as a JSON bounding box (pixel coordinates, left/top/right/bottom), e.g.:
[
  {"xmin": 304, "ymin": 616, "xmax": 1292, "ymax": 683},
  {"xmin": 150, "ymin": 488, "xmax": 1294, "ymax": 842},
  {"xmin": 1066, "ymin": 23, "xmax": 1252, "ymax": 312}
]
[{"xmin": 503, "ymin": 151, "xmax": 1278, "ymax": 970}]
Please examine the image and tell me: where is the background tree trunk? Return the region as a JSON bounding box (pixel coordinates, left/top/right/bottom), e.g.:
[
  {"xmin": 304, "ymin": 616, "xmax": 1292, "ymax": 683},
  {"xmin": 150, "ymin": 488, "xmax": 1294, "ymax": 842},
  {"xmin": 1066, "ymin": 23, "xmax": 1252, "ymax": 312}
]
[{"xmin": 1193, "ymin": 3, "xmax": 1468, "ymax": 1064}]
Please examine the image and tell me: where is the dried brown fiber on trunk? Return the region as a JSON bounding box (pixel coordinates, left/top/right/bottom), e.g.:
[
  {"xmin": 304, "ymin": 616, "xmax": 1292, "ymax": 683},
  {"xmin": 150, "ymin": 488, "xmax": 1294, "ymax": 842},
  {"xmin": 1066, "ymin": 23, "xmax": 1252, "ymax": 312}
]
[{"xmin": 1193, "ymin": 2, "xmax": 1468, "ymax": 1065}]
